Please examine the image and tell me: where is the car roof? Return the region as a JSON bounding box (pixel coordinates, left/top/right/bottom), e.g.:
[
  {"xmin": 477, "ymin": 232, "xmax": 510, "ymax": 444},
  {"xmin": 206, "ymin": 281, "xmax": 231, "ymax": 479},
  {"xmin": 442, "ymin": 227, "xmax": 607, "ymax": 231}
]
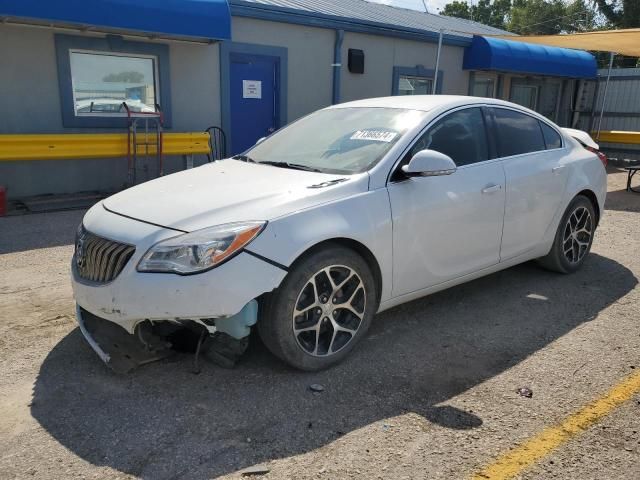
[{"xmin": 328, "ymin": 95, "xmax": 521, "ymax": 112}]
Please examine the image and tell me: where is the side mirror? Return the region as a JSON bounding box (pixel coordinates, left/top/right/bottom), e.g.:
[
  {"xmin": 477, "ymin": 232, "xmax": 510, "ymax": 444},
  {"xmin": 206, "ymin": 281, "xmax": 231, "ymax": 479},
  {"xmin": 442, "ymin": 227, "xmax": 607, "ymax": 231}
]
[
  {"xmin": 401, "ymin": 149, "xmax": 457, "ymax": 177},
  {"xmin": 255, "ymin": 137, "xmax": 267, "ymax": 145}
]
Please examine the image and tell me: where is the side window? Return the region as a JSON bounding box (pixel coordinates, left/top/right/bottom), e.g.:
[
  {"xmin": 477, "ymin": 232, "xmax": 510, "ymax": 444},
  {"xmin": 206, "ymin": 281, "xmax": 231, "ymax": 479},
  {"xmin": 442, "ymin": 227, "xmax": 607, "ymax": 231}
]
[
  {"xmin": 408, "ymin": 107, "xmax": 489, "ymax": 167},
  {"xmin": 540, "ymin": 122, "xmax": 562, "ymax": 149},
  {"xmin": 492, "ymin": 108, "xmax": 545, "ymax": 157}
]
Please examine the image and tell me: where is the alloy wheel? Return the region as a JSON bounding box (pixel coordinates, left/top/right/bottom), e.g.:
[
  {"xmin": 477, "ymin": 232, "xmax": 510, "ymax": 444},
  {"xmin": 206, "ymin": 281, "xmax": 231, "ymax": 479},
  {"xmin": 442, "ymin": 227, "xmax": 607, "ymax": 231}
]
[
  {"xmin": 562, "ymin": 206, "xmax": 593, "ymax": 264},
  {"xmin": 292, "ymin": 265, "xmax": 366, "ymax": 357}
]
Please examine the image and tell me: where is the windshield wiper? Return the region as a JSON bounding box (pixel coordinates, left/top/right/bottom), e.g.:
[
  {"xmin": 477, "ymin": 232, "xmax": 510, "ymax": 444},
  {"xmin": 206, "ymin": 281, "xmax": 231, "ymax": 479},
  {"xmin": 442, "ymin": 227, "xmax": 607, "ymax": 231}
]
[
  {"xmin": 258, "ymin": 161, "xmax": 324, "ymax": 173},
  {"xmin": 232, "ymin": 154, "xmax": 258, "ymax": 163}
]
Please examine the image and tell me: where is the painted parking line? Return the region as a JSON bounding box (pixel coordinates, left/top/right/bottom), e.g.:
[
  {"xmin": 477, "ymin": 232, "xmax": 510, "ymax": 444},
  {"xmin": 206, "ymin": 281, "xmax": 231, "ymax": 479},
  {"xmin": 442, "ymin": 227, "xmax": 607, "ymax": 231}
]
[{"xmin": 472, "ymin": 369, "xmax": 640, "ymax": 480}]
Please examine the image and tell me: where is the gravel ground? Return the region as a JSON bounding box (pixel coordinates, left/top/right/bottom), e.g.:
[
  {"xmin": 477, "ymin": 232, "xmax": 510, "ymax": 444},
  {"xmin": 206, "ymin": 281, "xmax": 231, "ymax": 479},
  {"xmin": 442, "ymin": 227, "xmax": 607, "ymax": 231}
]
[{"xmin": 0, "ymin": 168, "xmax": 639, "ymax": 480}]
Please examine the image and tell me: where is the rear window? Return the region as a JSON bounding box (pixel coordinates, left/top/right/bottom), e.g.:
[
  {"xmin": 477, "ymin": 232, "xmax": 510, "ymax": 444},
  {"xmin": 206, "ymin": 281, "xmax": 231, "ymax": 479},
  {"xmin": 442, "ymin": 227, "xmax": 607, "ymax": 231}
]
[
  {"xmin": 540, "ymin": 122, "xmax": 562, "ymax": 149},
  {"xmin": 492, "ymin": 108, "xmax": 545, "ymax": 157}
]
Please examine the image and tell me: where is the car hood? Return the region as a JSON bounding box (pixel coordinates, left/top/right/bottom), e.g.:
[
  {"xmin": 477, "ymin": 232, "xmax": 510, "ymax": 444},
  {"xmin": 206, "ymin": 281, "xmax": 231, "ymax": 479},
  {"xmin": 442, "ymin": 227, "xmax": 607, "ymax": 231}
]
[{"xmin": 103, "ymin": 159, "xmax": 367, "ymax": 232}]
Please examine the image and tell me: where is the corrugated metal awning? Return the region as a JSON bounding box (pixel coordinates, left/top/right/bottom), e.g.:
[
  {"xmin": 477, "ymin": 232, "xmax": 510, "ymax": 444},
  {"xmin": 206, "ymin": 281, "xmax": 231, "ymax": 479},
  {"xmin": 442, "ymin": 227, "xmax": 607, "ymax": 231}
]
[
  {"xmin": 0, "ymin": 0, "xmax": 231, "ymax": 41},
  {"xmin": 487, "ymin": 29, "xmax": 640, "ymax": 58},
  {"xmin": 463, "ymin": 35, "xmax": 597, "ymax": 79}
]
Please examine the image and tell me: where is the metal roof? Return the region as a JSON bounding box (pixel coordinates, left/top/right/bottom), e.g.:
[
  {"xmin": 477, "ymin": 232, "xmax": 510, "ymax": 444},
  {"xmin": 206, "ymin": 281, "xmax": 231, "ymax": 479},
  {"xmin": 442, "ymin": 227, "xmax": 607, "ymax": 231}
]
[{"xmin": 230, "ymin": 0, "xmax": 510, "ymax": 41}]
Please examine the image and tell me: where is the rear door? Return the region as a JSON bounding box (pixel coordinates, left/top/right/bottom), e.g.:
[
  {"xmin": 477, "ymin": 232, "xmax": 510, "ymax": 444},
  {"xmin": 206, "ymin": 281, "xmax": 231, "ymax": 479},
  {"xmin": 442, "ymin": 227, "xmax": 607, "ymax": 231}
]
[{"xmin": 490, "ymin": 107, "xmax": 568, "ymax": 260}]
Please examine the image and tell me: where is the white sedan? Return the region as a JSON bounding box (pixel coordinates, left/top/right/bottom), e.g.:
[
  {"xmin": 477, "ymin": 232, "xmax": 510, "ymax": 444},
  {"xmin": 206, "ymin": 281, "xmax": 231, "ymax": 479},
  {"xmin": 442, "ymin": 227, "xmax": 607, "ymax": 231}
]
[{"xmin": 71, "ymin": 96, "xmax": 607, "ymax": 372}]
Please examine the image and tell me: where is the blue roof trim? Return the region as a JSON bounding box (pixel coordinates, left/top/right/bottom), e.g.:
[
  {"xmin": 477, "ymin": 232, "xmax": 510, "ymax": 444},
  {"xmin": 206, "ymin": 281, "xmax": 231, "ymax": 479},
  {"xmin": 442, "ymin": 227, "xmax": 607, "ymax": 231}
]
[
  {"xmin": 0, "ymin": 0, "xmax": 231, "ymax": 40},
  {"xmin": 229, "ymin": 1, "xmax": 472, "ymax": 47},
  {"xmin": 463, "ymin": 36, "xmax": 597, "ymax": 79}
]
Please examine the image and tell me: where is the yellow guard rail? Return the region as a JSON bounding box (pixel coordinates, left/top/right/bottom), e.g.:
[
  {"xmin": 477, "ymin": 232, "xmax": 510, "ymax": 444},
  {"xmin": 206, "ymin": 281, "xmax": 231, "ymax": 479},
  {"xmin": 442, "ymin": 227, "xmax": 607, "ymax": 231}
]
[
  {"xmin": 592, "ymin": 131, "xmax": 640, "ymax": 145},
  {"xmin": 0, "ymin": 132, "xmax": 211, "ymax": 161}
]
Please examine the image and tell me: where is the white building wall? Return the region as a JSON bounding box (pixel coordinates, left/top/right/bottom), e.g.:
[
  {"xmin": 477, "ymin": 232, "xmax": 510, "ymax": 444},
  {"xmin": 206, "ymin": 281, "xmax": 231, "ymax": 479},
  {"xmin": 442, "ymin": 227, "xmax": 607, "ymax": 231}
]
[
  {"xmin": 231, "ymin": 17, "xmax": 335, "ymax": 122},
  {"xmin": 340, "ymin": 31, "xmax": 469, "ymax": 101}
]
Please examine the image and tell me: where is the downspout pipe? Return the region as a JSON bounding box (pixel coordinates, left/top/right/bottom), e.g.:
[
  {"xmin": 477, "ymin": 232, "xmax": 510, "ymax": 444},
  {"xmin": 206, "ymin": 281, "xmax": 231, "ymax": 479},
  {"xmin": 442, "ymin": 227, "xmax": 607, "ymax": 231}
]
[{"xmin": 332, "ymin": 29, "xmax": 344, "ymax": 105}]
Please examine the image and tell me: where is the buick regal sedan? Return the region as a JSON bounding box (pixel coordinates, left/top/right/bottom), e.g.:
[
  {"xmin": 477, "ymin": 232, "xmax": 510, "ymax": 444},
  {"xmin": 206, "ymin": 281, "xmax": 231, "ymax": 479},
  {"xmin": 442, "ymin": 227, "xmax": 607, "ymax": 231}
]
[{"xmin": 71, "ymin": 96, "xmax": 607, "ymax": 372}]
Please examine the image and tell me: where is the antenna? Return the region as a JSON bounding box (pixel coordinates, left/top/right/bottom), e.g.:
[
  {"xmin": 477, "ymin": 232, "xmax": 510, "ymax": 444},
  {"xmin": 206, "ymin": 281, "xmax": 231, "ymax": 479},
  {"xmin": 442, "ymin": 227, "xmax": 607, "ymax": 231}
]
[{"xmin": 421, "ymin": 0, "xmax": 428, "ymax": 12}]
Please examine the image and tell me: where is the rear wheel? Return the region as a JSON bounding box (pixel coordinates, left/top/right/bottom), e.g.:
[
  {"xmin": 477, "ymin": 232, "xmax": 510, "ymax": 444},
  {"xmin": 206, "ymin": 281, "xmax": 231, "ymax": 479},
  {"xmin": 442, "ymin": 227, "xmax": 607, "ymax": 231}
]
[
  {"xmin": 537, "ymin": 195, "xmax": 596, "ymax": 274},
  {"xmin": 258, "ymin": 245, "xmax": 377, "ymax": 371}
]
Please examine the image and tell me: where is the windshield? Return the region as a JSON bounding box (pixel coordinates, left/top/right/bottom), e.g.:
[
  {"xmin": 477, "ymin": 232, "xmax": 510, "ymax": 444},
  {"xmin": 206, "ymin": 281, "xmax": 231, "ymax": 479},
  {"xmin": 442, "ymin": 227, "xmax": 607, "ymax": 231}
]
[{"xmin": 241, "ymin": 107, "xmax": 427, "ymax": 174}]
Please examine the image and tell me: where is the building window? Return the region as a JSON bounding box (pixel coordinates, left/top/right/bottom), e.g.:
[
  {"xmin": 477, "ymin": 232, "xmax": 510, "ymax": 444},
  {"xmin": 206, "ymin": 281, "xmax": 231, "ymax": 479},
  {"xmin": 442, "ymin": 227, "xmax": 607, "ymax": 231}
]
[
  {"xmin": 392, "ymin": 66, "xmax": 443, "ymax": 96},
  {"xmin": 509, "ymin": 81, "xmax": 539, "ymax": 110},
  {"xmin": 70, "ymin": 51, "xmax": 159, "ymax": 116},
  {"xmin": 397, "ymin": 75, "xmax": 433, "ymax": 96},
  {"xmin": 55, "ymin": 34, "xmax": 172, "ymax": 128},
  {"xmin": 470, "ymin": 74, "xmax": 496, "ymax": 98}
]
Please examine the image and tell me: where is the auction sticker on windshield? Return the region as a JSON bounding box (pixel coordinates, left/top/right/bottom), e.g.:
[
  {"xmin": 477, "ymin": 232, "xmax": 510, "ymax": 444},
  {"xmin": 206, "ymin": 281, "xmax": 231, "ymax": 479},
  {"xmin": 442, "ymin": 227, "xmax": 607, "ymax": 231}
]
[{"xmin": 350, "ymin": 130, "xmax": 398, "ymax": 142}]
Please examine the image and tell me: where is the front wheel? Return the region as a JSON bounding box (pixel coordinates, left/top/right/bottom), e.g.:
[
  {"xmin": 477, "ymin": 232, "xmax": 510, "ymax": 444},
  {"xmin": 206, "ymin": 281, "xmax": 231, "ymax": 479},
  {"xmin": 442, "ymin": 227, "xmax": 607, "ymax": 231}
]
[
  {"xmin": 537, "ymin": 195, "xmax": 596, "ymax": 274},
  {"xmin": 258, "ymin": 245, "xmax": 377, "ymax": 371}
]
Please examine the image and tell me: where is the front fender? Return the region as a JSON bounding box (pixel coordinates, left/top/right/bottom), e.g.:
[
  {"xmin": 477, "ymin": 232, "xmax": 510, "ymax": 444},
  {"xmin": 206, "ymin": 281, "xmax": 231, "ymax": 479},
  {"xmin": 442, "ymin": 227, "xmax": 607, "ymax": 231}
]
[{"xmin": 246, "ymin": 188, "xmax": 393, "ymax": 303}]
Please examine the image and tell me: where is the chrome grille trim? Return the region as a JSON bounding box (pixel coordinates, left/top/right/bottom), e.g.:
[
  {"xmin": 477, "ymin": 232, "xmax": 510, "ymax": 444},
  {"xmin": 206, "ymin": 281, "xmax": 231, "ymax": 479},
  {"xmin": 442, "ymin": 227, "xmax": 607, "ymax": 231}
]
[{"xmin": 74, "ymin": 226, "xmax": 135, "ymax": 283}]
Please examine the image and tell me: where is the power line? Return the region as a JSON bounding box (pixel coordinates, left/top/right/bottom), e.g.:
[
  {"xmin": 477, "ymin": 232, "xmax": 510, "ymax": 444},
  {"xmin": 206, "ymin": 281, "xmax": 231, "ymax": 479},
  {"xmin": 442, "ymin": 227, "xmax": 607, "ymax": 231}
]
[{"xmin": 516, "ymin": 8, "xmax": 592, "ymax": 30}]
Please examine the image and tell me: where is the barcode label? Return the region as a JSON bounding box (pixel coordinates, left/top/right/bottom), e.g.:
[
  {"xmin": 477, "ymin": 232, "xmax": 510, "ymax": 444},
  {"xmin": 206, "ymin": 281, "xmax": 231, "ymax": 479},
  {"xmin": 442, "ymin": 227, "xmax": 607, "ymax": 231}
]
[{"xmin": 350, "ymin": 130, "xmax": 398, "ymax": 142}]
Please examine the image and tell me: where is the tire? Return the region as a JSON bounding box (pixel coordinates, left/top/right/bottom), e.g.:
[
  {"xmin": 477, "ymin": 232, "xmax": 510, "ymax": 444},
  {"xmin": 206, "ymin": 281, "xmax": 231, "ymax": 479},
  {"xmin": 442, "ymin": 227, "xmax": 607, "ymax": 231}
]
[
  {"xmin": 258, "ymin": 245, "xmax": 378, "ymax": 371},
  {"xmin": 537, "ymin": 195, "xmax": 597, "ymax": 274}
]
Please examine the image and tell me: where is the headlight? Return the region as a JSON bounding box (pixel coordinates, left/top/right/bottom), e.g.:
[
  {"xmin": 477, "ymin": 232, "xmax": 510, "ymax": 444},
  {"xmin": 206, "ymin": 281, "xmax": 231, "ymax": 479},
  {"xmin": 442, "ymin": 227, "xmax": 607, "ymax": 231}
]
[{"xmin": 137, "ymin": 221, "xmax": 266, "ymax": 274}]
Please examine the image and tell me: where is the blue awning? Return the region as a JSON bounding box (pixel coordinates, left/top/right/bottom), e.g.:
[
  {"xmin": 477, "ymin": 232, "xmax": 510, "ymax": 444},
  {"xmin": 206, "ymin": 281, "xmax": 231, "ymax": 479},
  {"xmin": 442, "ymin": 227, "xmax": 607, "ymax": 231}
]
[
  {"xmin": 0, "ymin": 0, "xmax": 231, "ymax": 41},
  {"xmin": 463, "ymin": 36, "xmax": 597, "ymax": 79}
]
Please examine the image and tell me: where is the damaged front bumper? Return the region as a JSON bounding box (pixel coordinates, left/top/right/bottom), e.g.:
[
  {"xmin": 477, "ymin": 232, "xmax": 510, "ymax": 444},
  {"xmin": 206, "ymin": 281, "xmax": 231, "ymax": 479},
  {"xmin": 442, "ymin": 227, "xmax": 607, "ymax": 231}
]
[
  {"xmin": 70, "ymin": 206, "xmax": 287, "ymax": 371},
  {"xmin": 76, "ymin": 300, "xmax": 260, "ymax": 373},
  {"xmin": 76, "ymin": 305, "xmax": 174, "ymax": 373}
]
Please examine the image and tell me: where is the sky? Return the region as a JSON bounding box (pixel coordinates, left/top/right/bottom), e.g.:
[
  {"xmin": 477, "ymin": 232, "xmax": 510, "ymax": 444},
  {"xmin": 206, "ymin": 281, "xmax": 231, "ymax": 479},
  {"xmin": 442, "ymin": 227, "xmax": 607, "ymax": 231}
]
[{"xmin": 367, "ymin": 0, "xmax": 452, "ymax": 14}]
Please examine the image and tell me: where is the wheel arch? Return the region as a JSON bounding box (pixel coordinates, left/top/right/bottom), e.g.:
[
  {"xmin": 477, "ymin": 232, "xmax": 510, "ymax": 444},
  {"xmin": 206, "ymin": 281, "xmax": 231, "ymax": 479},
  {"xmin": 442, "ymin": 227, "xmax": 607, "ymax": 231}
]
[
  {"xmin": 576, "ymin": 188, "xmax": 600, "ymax": 226},
  {"xmin": 290, "ymin": 237, "xmax": 384, "ymax": 307}
]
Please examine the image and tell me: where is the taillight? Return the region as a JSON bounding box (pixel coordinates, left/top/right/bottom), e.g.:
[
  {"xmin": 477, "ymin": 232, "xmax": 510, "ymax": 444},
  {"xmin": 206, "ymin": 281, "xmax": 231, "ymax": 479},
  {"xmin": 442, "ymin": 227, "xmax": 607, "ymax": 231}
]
[{"xmin": 586, "ymin": 146, "xmax": 607, "ymax": 167}]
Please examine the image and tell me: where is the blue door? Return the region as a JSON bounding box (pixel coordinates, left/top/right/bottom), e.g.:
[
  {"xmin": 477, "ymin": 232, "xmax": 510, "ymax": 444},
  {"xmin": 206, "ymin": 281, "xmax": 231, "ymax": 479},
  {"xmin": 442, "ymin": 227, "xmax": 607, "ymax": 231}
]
[{"xmin": 229, "ymin": 53, "xmax": 279, "ymax": 154}]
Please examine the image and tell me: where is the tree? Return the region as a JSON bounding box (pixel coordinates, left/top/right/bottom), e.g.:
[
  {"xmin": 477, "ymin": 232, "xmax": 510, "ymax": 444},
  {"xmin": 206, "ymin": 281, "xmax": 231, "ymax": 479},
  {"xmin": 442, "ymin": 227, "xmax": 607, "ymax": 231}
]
[
  {"xmin": 564, "ymin": 0, "xmax": 598, "ymax": 32},
  {"xmin": 507, "ymin": 0, "xmax": 567, "ymax": 34},
  {"xmin": 441, "ymin": 1, "xmax": 470, "ymax": 20},
  {"xmin": 441, "ymin": 0, "xmax": 599, "ymax": 34},
  {"xmin": 102, "ymin": 71, "xmax": 145, "ymax": 83},
  {"xmin": 593, "ymin": 0, "xmax": 640, "ymax": 28}
]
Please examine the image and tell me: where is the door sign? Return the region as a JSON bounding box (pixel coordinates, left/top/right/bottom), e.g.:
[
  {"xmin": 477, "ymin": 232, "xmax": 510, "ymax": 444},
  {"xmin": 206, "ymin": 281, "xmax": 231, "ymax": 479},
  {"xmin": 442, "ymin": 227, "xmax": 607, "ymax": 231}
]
[{"xmin": 243, "ymin": 80, "xmax": 262, "ymax": 99}]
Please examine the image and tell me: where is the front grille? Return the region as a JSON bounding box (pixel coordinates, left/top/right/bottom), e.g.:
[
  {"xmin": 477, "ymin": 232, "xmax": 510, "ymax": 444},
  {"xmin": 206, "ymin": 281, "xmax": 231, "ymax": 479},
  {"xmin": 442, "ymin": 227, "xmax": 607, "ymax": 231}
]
[{"xmin": 74, "ymin": 226, "xmax": 135, "ymax": 283}]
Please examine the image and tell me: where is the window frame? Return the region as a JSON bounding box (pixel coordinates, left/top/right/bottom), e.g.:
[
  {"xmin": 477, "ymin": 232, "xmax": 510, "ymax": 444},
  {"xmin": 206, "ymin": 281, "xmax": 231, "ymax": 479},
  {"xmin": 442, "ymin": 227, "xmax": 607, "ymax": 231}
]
[
  {"xmin": 391, "ymin": 66, "xmax": 443, "ymax": 96},
  {"xmin": 397, "ymin": 74, "xmax": 434, "ymax": 96},
  {"xmin": 539, "ymin": 119, "xmax": 565, "ymax": 151},
  {"xmin": 69, "ymin": 48, "xmax": 160, "ymax": 118},
  {"xmin": 55, "ymin": 34, "xmax": 172, "ymax": 128},
  {"xmin": 508, "ymin": 80, "xmax": 540, "ymax": 111},
  {"xmin": 388, "ymin": 104, "xmax": 497, "ymax": 184},
  {"xmin": 488, "ymin": 106, "xmax": 563, "ymax": 160},
  {"xmin": 469, "ymin": 72, "xmax": 498, "ymax": 98}
]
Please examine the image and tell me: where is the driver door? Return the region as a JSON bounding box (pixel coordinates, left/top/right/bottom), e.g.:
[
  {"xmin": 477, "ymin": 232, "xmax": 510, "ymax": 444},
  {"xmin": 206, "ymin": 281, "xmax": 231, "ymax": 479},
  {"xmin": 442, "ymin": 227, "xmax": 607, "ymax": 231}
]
[{"xmin": 387, "ymin": 107, "xmax": 506, "ymax": 297}]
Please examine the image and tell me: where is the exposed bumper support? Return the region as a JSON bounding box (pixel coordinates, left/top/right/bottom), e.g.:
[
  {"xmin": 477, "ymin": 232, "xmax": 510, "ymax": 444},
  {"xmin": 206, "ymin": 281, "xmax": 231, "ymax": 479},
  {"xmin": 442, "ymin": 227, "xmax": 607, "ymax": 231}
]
[{"xmin": 76, "ymin": 306, "xmax": 173, "ymax": 373}]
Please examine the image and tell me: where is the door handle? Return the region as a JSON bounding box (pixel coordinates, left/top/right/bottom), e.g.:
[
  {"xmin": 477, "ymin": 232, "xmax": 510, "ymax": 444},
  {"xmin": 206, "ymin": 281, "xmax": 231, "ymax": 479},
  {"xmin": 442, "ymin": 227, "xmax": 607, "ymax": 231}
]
[
  {"xmin": 481, "ymin": 184, "xmax": 502, "ymax": 194},
  {"xmin": 552, "ymin": 165, "xmax": 566, "ymax": 173}
]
